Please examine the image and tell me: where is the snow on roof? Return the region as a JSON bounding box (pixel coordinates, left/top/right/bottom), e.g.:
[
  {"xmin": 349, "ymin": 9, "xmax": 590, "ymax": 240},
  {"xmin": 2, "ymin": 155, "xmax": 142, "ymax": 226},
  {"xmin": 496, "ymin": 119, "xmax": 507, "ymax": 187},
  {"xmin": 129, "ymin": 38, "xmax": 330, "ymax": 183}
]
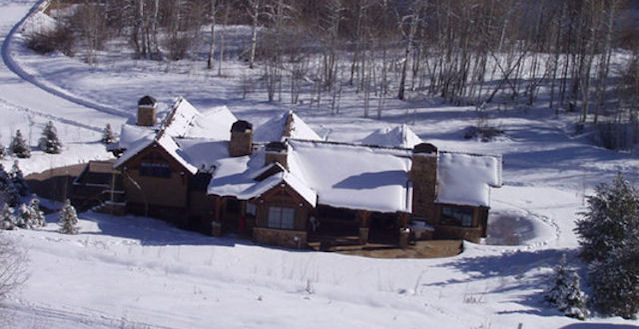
[
  {"xmin": 287, "ymin": 140, "xmax": 412, "ymax": 213},
  {"xmin": 118, "ymin": 124, "xmax": 154, "ymax": 150},
  {"xmin": 236, "ymin": 171, "xmax": 317, "ymax": 207},
  {"xmin": 113, "ymin": 134, "xmax": 198, "ymax": 175},
  {"xmin": 361, "ymin": 124, "xmax": 423, "ymax": 148},
  {"xmin": 160, "ymin": 98, "xmax": 236, "ymax": 140},
  {"xmin": 207, "ymin": 150, "xmax": 266, "ymax": 198},
  {"xmin": 176, "ymin": 139, "xmax": 229, "ymax": 173},
  {"xmin": 253, "ymin": 111, "xmax": 321, "ymax": 142},
  {"xmin": 113, "ymin": 134, "xmax": 155, "ymax": 169},
  {"xmin": 436, "ymin": 152, "xmax": 502, "ymax": 207}
]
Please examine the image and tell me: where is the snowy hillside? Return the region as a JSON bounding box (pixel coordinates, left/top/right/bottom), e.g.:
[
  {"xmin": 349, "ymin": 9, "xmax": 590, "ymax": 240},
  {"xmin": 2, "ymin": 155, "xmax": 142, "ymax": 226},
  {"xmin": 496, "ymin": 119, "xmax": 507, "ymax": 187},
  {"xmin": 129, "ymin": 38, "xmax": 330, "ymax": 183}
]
[{"xmin": 0, "ymin": 1, "xmax": 638, "ymax": 328}]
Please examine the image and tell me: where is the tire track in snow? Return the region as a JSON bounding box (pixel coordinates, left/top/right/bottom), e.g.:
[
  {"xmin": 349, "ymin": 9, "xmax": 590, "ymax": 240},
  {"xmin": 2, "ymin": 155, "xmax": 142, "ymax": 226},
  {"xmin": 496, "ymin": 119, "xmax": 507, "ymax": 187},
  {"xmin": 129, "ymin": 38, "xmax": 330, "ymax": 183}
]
[
  {"xmin": 1, "ymin": 300, "xmax": 178, "ymax": 329},
  {"xmin": 0, "ymin": 97, "xmax": 102, "ymax": 133},
  {"xmin": 0, "ymin": 0, "xmax": 133, "ymax": 121}
]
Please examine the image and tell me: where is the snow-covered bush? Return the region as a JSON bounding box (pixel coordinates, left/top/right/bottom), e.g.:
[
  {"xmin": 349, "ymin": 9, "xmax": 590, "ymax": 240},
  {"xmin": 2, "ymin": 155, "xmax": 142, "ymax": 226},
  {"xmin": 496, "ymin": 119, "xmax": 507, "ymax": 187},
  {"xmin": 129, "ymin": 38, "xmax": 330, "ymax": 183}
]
[
  {"xmin": 575, "ymin": 173, "xmax": 639, "ymax": 319},
  {"xmin": 544, "ymin": 255, "xmax": 589, "ymax": 320},
  {"xmin": 16, "ymin": 199, "xmax": 45, "ymax": 229},
  {"xmin": 28, "ymin": 198, "xmax": 46, "ymax": 228},
  {"xmin": 0, "ymin": 203, "xmax": 16, "ymax": 231},
  {"xmin": 101, "ymin": 123, "xmax": 116, "ymax": 145},
  {"xmin": 9, "ymin": 161, "xmax": 29, "ymax": 197},
  {"xmin": 58, "ymin": 199, "xmax": 78, "ymax": 234},
  {"xmin": 9, "ymin": 130, "xmax": 30, "ymax": 159},
  {"xmin": 0, "ymin": 164, "xmax": 19, "ymax": 207},
  {"xmin": 38, "ymin": 121, "xmax": 62, "ymax": 154}
]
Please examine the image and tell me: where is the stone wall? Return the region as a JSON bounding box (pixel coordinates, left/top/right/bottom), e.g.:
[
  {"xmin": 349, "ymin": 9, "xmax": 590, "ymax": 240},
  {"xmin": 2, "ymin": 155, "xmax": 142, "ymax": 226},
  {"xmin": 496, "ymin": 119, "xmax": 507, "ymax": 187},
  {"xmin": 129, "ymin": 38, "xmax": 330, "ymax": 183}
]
[
  {"xmin": 229, "ymin": 131, "xmax": 253, "ymax": 157},
  {"xmin": 137, "ymin": 106, "xmax": 156, "ymax": 126},
  {"xmin": 253, "ymin": 227, "xmax": 308, "ymax": 249},
  {"xmin": 410, "ymin": 153, "xmax": 438, "ymax": 223},
  {"xmin": 435, "ymin": 225, "xmax": 483, "ymax": 243}
]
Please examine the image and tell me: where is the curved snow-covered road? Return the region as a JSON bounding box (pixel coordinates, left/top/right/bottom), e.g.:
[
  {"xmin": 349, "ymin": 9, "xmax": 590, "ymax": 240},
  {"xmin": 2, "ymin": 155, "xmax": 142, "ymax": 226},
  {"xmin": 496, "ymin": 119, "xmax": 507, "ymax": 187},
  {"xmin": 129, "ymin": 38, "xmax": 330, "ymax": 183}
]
[
  {"xmin": 0, "ymin": 0, "xmax": 130, "ymax": 120},
  {"xmin": 0, "ymin": 0, "xmax": 127, "ymax": 173}
]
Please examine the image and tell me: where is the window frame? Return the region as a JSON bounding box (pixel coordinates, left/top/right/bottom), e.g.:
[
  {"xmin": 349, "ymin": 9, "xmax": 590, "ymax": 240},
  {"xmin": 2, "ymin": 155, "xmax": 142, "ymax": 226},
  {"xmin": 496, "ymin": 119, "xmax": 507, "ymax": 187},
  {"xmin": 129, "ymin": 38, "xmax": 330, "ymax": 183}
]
[
  {"xmin": 267, "ymin": 206, "xmax": 296, "ymax": 230},
  {"xmin": 440, "ymin": 206, "xmax": 475, "ymax": 227}
]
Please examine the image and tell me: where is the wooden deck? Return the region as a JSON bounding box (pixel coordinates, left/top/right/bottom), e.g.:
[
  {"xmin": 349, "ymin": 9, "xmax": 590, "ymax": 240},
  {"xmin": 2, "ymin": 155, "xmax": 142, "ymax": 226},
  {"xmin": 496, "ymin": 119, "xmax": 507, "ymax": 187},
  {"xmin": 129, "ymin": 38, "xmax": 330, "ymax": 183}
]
[{"xmin": 307, "ymin": 235, "xmax": 463, "ymax": 258}]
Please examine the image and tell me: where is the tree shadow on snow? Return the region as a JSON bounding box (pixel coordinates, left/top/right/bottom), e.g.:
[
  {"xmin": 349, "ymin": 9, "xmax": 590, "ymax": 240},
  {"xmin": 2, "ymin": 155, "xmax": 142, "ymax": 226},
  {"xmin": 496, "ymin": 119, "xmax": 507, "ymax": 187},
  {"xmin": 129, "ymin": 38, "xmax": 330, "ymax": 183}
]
[
  {"xmin": 424, "ymin": 248, "xmax": 583, "ymax": 317},
  {"xmin": 558, "ymin": 324, "xmax": 639, "ymax": 329},
  {"xmin": 81, "ymin": 211, "xmax": 251, "ymax": 248}
]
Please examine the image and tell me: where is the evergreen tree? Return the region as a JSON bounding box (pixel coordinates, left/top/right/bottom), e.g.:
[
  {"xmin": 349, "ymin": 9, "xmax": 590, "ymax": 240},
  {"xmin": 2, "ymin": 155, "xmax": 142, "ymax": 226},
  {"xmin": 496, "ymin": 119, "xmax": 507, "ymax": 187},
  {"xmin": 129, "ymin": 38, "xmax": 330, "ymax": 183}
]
[
  {"xmin": 28, "ymin": 198, "xmax": 46, "ymax": 227},
  {"xmin": 101, "ymin": 123, "xmax": 116, "ymax": 144},
  {"xmin": 0, "ymin": 138, "xmax": 5, "ymax": 159},
  {"xmin": 576, "ymin": 173, "xmax": 639, "ymax": 319},
  {"xmin": 0, "ymin": 164, "xmax": 19, "ymax": 207},
  {"xmin": 0, "ymin": 203, "xmax": 15, "ymax": 230},
  {"xmin": 544, "ymin": 255, "xmax": 590, "ymax": 320},
  {"xmin": 589, "ymin": 245, "xmax": 639, "ymax": 319},
  {"xmin": 9, "ymin": 161, "xmax": 29, "ymax": 197},
  {"xmin": 58, "ymin": 199, "xmax": 78, "ymax": 234},
  {"xmin": 38, "ymin": 121, "xmax": 62, "ymax": 154},
  {"xmin": 575, "ymin": 173, "xmax": 639, "ymax": 262},
  {"xmin": 9, "ymin": 130, "xmax": 30, "ymax": 159}
]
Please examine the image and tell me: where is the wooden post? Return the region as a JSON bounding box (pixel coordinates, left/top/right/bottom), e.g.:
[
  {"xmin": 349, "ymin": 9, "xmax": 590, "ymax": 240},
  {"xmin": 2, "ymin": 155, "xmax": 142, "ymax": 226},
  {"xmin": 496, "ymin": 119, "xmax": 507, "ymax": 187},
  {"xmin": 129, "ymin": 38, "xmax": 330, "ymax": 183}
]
[
  {"xmin": 211, "ymin": 197, "xmax": 223, "ymax": 236},
  {"xmin": 358, "ymin": 210, "xmax": 371, "ymax": 244}
]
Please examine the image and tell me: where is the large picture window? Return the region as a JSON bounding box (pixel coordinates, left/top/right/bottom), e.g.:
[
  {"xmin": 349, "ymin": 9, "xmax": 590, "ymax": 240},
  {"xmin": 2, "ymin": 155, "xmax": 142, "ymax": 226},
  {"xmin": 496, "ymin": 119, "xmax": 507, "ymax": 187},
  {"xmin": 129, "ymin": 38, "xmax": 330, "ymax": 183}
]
[
  {"xmin": 441, "ymin": 206, "xmax": 474, "ymax": 227},
  {"xmin": 268, "ymin": 206, "xmax": 295, "ymax": 229}
]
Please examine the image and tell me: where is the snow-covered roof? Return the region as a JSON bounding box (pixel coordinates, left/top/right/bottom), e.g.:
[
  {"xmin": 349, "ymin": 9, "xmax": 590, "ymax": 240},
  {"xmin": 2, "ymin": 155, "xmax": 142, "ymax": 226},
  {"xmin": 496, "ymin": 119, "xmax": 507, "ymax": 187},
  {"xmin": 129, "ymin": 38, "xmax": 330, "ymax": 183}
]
[
  {"xmin": 288, "ymin": 140, "xmax": 413, "ymax": 213},
  {"xmin": 253, "ymin": 111, "xmax": 322, "ymax": 142},
  {"xmin": 361, "ymin": 124, "xmax": 423, "ymax": 148},
  {"xmin": 436, "ymin": 152, "xmax": 502, "ymax": 207},
  {"xmin": 113, "ymin": 134, "xmax": 198, "ymax": 175},
  {"xmin": 160, "ymin": 97, "xmax": 236, "ymax": 140},
  {"xmin": 118, "ymin": 124, "xmax": 154, "ymax": 150}
]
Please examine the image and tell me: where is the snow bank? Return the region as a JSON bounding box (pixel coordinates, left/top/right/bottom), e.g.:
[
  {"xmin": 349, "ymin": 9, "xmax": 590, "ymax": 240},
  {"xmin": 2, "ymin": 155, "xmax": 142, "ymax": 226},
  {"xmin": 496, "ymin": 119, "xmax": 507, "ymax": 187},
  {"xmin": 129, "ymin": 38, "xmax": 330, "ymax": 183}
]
[{"xmin": 361, "ymin": 124, "xmax": 422, "ymax": 148}]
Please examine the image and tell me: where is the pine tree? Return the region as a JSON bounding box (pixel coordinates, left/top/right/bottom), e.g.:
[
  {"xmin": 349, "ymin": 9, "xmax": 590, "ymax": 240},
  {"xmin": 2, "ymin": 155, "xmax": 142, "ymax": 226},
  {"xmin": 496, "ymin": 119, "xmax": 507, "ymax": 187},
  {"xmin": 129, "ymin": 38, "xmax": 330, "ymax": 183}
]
[
  {"xmin": 38, "ymin": 121, "xmax": 62, "ymax": 154},
  {"xmin": 0, "ymin": 138, "xmax": 5, "ymax": 159},
  {"xmin": 58, "ymin": 199, "xmax": 78, "ymax": 234},
  {"xmin": 0, "ymin": 203, "xmax": 16, "ymax": 230},
  {"xmin": 9, "ymin": 130, "xmax": 30, "ymax": 159},
  {"xmin": 9, "ymin": 161, "xmax": 29, "ymax": 197},
  {"xmin": 544, "ymin": 255, "xmax": 589, "ymax": 320},
  {"xmin": 0, "ymin": 164, "xmax": 19, "ymax": 207},
  {"xmin": 28, "ymin": 198, "xmax": 46, "ymax": 227},
  {"xmin": 101, "ymin": 123, "xmax": 116, "ymax": 144},
  {"xmin": 575, "ymin": 173, "xmax": 639, "ymax": 319},
  {"xmin": 589, "ymin": 245, "xmax": 639, "ymax": 319},
  {"xmin": 575, "ymin": 173, "xmax": 639, "ymax": 262}
]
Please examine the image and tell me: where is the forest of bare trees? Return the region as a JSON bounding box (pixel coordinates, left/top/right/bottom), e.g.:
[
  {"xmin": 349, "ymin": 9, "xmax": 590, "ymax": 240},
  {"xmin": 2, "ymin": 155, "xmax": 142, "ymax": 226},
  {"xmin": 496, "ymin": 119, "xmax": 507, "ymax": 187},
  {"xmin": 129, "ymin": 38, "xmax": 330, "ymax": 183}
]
[{"xmin": 38, "ymin": 0, "xmax": 639, "ymax": 149}]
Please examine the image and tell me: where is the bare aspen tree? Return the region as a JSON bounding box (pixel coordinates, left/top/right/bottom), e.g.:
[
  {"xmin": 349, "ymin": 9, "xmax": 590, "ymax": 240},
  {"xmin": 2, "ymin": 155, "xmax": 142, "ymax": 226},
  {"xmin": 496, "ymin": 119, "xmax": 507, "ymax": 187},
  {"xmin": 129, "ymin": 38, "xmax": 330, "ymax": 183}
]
[
  {"xmin": 397, "ymin": 2, "xmax": 421, "ymax": 101},
  {"xmin": 207, "ymin": 0, "xmax": 218, "ymax": 69},
  {"xmin": 247, "ymin": 0, "xmax": 261, "ymax": 69}
]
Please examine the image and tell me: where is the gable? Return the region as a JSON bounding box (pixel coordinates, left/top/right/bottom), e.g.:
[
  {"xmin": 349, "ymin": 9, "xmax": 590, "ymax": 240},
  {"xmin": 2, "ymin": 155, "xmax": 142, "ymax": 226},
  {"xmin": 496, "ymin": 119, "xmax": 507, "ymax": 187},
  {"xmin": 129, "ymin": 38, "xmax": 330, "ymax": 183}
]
[{"xmin": 116, "ymin": 140, "xmax": 193, "ymax": 176}]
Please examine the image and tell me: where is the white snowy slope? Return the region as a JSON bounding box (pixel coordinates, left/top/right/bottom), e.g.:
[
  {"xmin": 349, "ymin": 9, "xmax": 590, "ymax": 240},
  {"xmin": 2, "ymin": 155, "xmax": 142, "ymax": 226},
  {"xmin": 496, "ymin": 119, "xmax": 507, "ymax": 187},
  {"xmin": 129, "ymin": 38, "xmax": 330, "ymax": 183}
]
[{"xmin": 0, "ymin": 1, "xmax": 637, "ymax": 329}]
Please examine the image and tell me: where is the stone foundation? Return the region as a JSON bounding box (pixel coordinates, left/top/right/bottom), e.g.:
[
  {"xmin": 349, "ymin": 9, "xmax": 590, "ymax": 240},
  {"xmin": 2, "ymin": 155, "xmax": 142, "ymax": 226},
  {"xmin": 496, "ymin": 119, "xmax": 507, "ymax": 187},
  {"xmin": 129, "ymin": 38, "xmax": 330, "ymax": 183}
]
[
  {"xmin": 435, "ymin": 225, "xmax": 483, "ymax": 243},
  {"xmin": 253, "ymin": 227, "xmax": 307, "ymax": 249}
]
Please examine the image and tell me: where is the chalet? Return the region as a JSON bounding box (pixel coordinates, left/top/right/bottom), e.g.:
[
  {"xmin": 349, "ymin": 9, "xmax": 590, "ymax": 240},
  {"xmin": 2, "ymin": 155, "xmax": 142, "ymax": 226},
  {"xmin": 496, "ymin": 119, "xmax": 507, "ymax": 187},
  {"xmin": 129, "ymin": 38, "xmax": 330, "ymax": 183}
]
[{"xmin": 96, "ymin": 96, "xmax": 502, "ymax": 249}]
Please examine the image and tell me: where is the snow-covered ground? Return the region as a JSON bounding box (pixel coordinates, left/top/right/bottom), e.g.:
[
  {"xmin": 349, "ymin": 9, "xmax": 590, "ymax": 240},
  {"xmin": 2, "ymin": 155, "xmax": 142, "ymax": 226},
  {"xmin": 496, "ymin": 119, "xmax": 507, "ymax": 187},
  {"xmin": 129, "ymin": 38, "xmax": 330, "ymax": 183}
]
[{"xmin": 0, "ymin": 1, "xmax": 638, "ymax": 328}]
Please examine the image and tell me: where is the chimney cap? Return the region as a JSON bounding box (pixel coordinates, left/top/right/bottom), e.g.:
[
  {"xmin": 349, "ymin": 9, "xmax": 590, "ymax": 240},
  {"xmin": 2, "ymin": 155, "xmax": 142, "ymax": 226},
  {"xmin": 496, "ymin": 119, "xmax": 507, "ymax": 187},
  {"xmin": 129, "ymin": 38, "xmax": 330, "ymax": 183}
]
[
  {"xmin": 413, "ymin": 143, "xmax": 438, "ymax": 154},
  {"xmin": 265, "ymin": 141, "xmax": 287, "ymax": 153},
  {"xmin": 231, "ymin": 120, "xmax": 253, "ymax": 133},
  {"xmin": 138, "ymin": 95, "xmax": 157, "ymax": 106}
]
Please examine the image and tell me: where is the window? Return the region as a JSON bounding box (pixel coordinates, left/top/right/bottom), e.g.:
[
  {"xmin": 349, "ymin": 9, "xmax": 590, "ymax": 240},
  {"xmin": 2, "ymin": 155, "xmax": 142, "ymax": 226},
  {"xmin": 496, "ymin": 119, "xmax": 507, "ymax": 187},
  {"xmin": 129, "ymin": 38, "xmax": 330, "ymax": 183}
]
[
  {"xmin": 246, "ymin": 202, "xmax": 257, "ymax": 217},
  {"xmin": 268, "ymin": 206, "xmax": 295, "ymax": 229},
  {"xmin": 441, "ymin": 206, "xmax": 474, "ymax": 227},
  {"xmin": 139, "ymin": 162, "xmax": 171, "ymax": 177}
]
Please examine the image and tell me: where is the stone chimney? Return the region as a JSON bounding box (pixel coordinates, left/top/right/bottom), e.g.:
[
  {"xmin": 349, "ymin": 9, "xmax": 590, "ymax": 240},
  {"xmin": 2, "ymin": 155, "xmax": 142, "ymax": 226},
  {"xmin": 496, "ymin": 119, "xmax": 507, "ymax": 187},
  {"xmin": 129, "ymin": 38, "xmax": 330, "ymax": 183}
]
[
  {"xmin": 229, "ymin": 120, "xmax": 253, "ymax": 157},
  {"xmin": 137, "ymin": 95, "xmax": 157, "ymax": 126},
  {"xmin": 410, "ymin": 143, "xmax": 438, "ymax": 223},
  {"xmin": 264, "ymin": 141, "xmax": 288, "ymax": 170}
]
